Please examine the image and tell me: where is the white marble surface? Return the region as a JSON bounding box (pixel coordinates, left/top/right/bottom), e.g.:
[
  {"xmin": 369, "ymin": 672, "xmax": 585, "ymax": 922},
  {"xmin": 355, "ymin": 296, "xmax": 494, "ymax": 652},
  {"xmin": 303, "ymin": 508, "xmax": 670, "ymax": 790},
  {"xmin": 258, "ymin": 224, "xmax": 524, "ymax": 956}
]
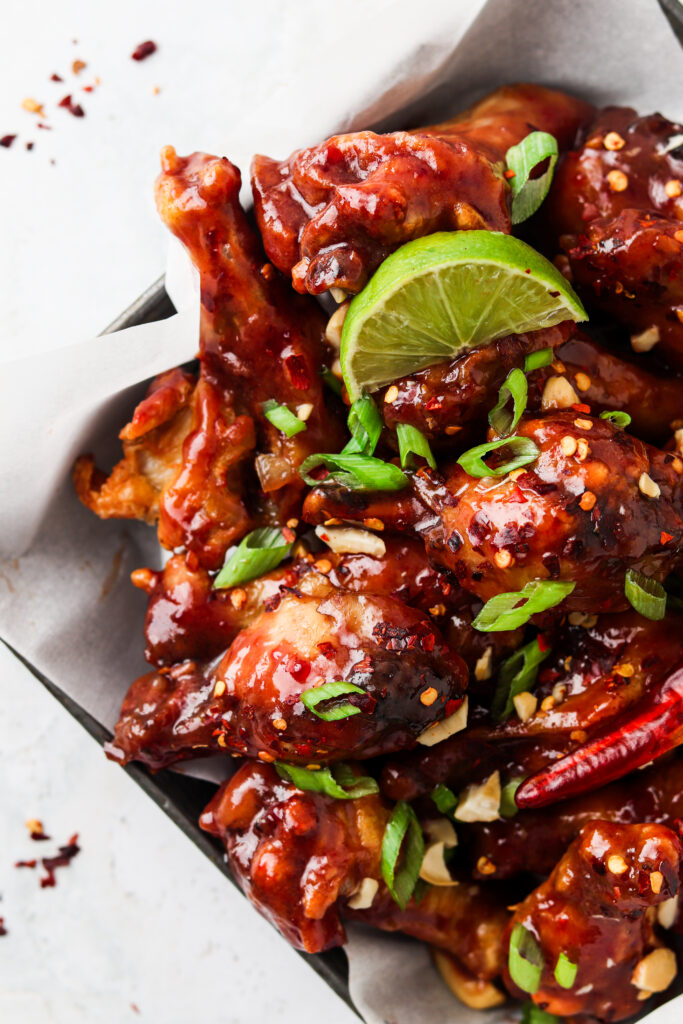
[{"xmin": 0, "ymin": 1, "xmax": 375, "ymax": 1020}]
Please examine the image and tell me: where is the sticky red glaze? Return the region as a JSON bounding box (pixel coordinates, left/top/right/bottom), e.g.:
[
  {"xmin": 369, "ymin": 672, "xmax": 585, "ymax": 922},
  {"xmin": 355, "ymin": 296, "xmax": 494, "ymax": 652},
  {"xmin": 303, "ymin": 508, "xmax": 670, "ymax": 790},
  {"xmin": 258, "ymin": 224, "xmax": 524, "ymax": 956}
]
[
  {"xmin": 465, "ymin": 755, "xmax": 683, "ymax": 880},
  {"xmin": 503, "ymin": 821, "xmax": 682, "ymax": 1020},
  {"xmin": 305, "ymin": 411, "xmax": 683, "ymax": 613},
  {"xmin": 381, "ymin": 609, "xmax": 683, "ymax": 803},
  {"xmin": 547, "ymin": 108, "xmax": 683, "ymax": 366},
  {"xmin": 252, "ymin": 84, "xmax": 592, "ymax": 295},
  {"xmin": 380, "ymin": 323, "xmax": 573, "ymax": 443},
  {"xmin": 200, "ymin": 761, "xmax": 510, "ymax": 976},
  {"xmin": 108, "ymin": 589, "xmax": 467, "ymax": 769},
  {"xmin": 518, "ymin": 661, "xmax": 683, "ymax": 810}
]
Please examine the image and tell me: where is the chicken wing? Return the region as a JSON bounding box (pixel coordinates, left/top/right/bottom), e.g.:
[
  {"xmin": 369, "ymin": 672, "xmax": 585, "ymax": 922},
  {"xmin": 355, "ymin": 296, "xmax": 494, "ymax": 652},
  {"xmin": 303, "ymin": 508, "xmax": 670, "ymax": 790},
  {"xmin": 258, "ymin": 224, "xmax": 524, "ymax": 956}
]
[
  {"xmin": 546, "ymin": 108, "xmax": 683, "ymax": 367},
  {"xmin": 252, "ymin": 84, "xmax": 593, "ymax": 295},
  {"xmin": 200, "ymin": 760, "xmax": 510, "ymax": 980},
  {"xmin": 503, "ymin": 821, "xmax": 682, "ymax": 1020}
]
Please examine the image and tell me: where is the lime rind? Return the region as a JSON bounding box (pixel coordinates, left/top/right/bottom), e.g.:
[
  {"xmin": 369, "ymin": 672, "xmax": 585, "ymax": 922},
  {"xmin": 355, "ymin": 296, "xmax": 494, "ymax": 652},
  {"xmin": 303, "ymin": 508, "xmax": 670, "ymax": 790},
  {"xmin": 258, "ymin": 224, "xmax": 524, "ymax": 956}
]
[{"xmin": 340, "ymin": 231, "xmax": 587, "ymax": 400}]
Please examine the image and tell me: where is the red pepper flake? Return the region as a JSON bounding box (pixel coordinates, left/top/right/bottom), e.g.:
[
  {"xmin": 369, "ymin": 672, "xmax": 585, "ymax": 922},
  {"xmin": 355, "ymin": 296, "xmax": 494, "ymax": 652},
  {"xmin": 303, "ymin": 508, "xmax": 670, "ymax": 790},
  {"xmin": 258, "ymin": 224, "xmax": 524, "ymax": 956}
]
[
  {"xmin": 58, "ymin": 94, "xmax": 85, "ymax": 117},
  {"xmin": 537, "ymin": 632, "xmax": 550, "ymax": 653},
  {"xmin": 26, "ymin": 141, "xmax": 34, "ymax": 151},
  {"xmin": 508, "ymin": 485, "xmax": 528, "ymax": 504},
  {"xmin": 317, "ymin": 641, "xmax": 336, "ymax": 658},
  {"xmin": 661, "ymin": 531, "xmax": 673, "ymax": 545},
  {"xmin": 444, "ymin": 698, "xmax": 461, "ymax": 717},
  {"xmin": 1, "ymin": 134, "xmax": 17, "ymax": 148},
  {"xmin": 425, "ymin": 397, "xmax": 443, "ymax": 411},
  {"xmin": 0, "ymin": 918, "xmax": 6, "ymax": 937},
  {"xmin": 37, "ymin": 122, "xmax": 52, "ymax": 130},
  {"xmin": 39, "ymin": 833, "xmax": 80, "ymax": 888},
  {"xmin": 15, "ymin": 859, "xmax": 38, "ymax": 868},
  {"xmin": 282, "ymin": 527, "xmax": 296, "ymax": 544},
  {"xmin": 283, "ymin": 353, "xmax": 311, "ymax": 391},
  {"xmin": 83, "ymin": 85, "xmax": 94, "ymax": 93},
  {"xmin": 50, "ymin": 73, "xmax": 63, "ymax": 82},
  {"xmin": 504, "ymin": 169, "xmax": 516, "ymax": 179},
  {"xmin": 131, "ymin": 40, "xmax": 158, "ymax": 61},
  {"xmin": 571, "ymin": 403, "xmax": 591, "ymax": 414}
]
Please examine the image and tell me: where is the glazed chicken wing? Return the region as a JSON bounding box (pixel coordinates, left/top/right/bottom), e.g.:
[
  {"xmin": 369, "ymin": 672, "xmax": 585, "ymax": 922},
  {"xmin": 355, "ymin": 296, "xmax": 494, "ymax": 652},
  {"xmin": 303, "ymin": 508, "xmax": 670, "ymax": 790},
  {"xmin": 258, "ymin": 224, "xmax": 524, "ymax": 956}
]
[
  {"xmin": 305, "ymin": 410, "xmax": 683, "ymax": 613},
  {"xmin": 252, "ymin": 84, "xmax": 592, "ymax": 295},
  {"xmin": 200, "ymin": 760, "xmax": 510, "ymax": 981},
  {"xmin": 547, "ymin": 108, "xmax": 683, "ymax": 367},
  {"xmin": 503, "ymin": 821, "xmax": 682, "ymax": 1020},
  {"xmin": 107, "ymin": 582, "xmax": 467, "ymax": 770}
]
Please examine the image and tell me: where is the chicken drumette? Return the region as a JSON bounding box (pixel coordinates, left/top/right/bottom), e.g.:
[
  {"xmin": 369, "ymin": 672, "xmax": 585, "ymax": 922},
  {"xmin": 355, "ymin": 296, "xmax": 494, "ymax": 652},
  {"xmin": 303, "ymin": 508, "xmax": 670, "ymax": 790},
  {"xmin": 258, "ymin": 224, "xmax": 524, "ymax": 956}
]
[
  {"xmin": 546, "ymin": 107, "xmax": 683, "ymax": 367},
  {"xmin": 252, "ymin": 84, "xmax": 592, "ymax": 296}
]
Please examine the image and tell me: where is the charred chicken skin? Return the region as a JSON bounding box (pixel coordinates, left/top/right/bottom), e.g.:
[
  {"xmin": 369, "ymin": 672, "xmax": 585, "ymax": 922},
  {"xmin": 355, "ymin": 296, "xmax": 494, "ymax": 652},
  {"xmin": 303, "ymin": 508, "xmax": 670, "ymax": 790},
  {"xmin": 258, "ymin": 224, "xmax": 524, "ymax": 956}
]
[
  {"xmin": 75, "ymin": 81, "xmax": 683, "ymax": 1024},
  {"xmin": 107, "ymin": 574, "xmax": 468, "ymax": 770},
  {"xmin": 252, "ymin": 84, "xmax": 593, "ymax": 295}
]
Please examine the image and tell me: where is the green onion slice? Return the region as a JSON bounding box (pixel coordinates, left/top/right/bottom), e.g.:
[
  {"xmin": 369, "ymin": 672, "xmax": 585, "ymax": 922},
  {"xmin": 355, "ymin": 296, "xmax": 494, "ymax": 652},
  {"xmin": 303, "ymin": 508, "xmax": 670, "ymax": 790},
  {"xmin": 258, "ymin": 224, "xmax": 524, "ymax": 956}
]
[
  {"xmin": 625, "ymin": 568, "xmax": 667, "ymax": 621},
  {"xmin": 381, "ymin": 801, "xmax": 425, "ymax": 910},
  {"xmin": 300, "ymin": 680, "xmax": 365, "ymax": 721},
  {"xmin": 488, "ymin": 368, "xmax": 528, "ymax": 437},
  {"xmin": 492, "ymin": 638, "xmax": 551, "ymax": 721},
  {"xmin": 473, "ymin": 580, "xmax": 575, "ymax": 632},
  {"xmin": 431, "ymin": 783, "xmax": 458, "ymax": 819},
  {"xmin": 599, "ymin": 410, "xmax": 632, "ymax": 428},
  {"xmin": 521, "ymin": 1002, "xmax": 560, "ymax": 1024},
  {"xmin": 554, "ymin": 952, "xmax": 578, "ymax": 989},
  {"xmin": 505, "ymin": 131, "xmax": 559, "ymax": 225},
  {"xmin": 524, "ymin": 348, "xmax": 554, "ymax": 373},
  {"xmin": 457, "ymin": 436, "xmax": 539, "ymax": 479},
  {"xmin": 396, "ymin": 423, "xmax": 437, "ymax": 470},
  {"xmin": 345, "ymin": 395, "xmax": 383, "ymax": 456},
  {"xmin": 262, "ymin": 399, "xmax": 307, "ymax": 437},
  {"xmin": 509, "ymin": 923, "xmax": 544, "ymax": 994},
  {"xmin": 499, "ymin": 777, "xmax": 524, "ymax": 818},
  {"xmin": 299, "ymin": 451, "xmax": 407, "ymax": 491},
  {"xmin": 275, "ymin": 761, "xmax": 379, "ymax": 800},
  {"xmin": 213, "ymin": 527, "xmax": 292, "ymax": 590},
  {"xmin": 321, "ymin": 366, "xmax": 343, "ymax": 396}
]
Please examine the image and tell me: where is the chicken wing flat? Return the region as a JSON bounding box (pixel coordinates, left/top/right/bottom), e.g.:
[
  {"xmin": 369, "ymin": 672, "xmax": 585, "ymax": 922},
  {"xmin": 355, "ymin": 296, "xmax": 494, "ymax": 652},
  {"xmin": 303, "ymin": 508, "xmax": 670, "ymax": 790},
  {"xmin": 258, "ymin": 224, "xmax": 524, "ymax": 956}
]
[
  {"xmin": 252, "ymin": 84, "xmax": 593, "ymax": 295},
  {"xmin": 547, "ymin": 108, "xmax": 683, "ymax": 366}
]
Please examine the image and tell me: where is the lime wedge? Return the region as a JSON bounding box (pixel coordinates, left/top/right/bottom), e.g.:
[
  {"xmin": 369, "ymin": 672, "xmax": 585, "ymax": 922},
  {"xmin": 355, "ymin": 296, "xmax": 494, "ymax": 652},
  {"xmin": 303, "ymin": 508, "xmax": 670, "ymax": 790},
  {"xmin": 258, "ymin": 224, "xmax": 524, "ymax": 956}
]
[{"xmin": 340, "ymin": 231, "xmax": 587, "ymax": 400}]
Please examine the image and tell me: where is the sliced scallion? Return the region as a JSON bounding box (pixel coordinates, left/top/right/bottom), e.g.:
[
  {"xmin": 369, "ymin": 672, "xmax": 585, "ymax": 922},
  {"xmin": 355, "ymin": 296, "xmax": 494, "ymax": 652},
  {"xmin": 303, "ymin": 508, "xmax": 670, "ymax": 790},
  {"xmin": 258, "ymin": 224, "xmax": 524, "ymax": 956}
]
[
  {"xmin": 499, "ymin": 777, "xmax": 524, "ymax": 818},
  {"xmin": 554, "ymin": 951, "xmax": 578, "ymax": 989},
  {"xmin": 488, "ymin": 368, "xmax": 528, "ymax": 437},
  {"xmin": 213, "ymin": 527, "xmax": 292, "ymax": 590},
  {"xmin": 299, "ymin": 451, "xmax": 407, "ymax": 491},
  {"xmin": 345, "ymin": 394, "xmax": 383, "ymax": 456},
  {"xmin": 505, "ymin": 131, "xmax": 559, "ymax": 225},
  {"xmin": 524, "ymin": 348, "xmax": 554, "ymax": 373},
  {"xmin": 275, "ymin": 761, "xmax": 379, "ymax": 800},
  {"xmin": 457, "ymin": 436, "xmax": 539, "ymax": 479},
  {"xmin": 492, "ymin": 638, "xmax": 551, "ymax": 721},
  {"xmin": 262, "ymin": 399, "xmax": 307, "ymax": 437},
  {"xmin": 381, "ymin": 801, "xmax": 424, "ymax": 910},
  {"xmin": 431, "ymin": 783, "xmax": 458, "ymax": 819},
  {"xmin": 396, "ymin": 423, "xmax": 437, "ymax": 470},
  {"xmin": 599, "ymin": 410, "xmax": 632, "ymax": 428},
  {"xmin": 508, "ymin": 922, "xmax": 544, "ymax": 994},
  {"xmin": 300, "ymin": 680, "xmax": 365, "ymax": 721},
  {"xmin": 473, "ymin": 580, "xmax": 575, "ymax": 632},
  {"xmin": 624, "ymin": 568, "xmax": 667, "ymax": 620}
]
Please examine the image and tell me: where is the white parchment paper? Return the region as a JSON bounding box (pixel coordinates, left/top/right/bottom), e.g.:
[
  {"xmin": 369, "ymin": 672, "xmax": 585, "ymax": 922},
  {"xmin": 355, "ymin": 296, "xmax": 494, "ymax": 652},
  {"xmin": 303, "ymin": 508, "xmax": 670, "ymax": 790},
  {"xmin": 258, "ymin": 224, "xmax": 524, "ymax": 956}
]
[{"xmin": 1, "ymin": 1, "xmax": 682, "ymax": 1021}]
